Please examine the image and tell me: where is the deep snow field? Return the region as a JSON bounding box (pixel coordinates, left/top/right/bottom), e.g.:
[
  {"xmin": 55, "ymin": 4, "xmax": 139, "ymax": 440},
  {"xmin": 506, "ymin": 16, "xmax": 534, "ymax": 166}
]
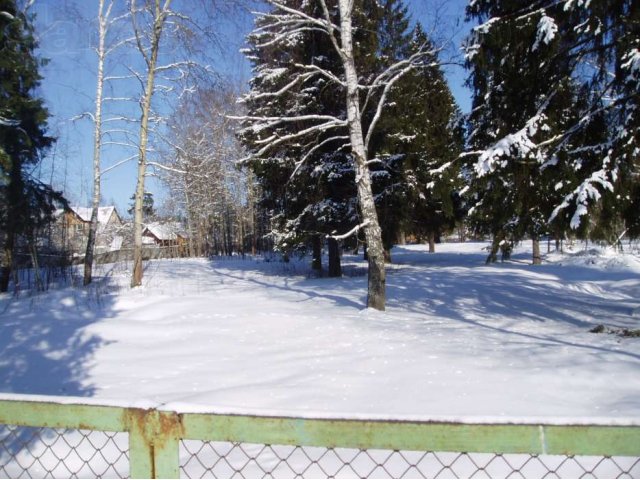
[{"xmin": 1, "ymin": 241, "xmax": 640, "ymax": 423}]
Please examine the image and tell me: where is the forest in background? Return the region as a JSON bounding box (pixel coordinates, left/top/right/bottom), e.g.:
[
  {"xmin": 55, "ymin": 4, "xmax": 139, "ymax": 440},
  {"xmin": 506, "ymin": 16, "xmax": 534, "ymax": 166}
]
[{"xmin": 0, "ymin": 0, "xmax": 638, "ymax": 309}]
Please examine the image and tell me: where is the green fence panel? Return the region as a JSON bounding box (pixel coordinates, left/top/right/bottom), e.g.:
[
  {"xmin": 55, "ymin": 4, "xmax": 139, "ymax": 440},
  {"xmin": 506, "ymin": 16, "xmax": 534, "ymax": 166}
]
[
  {"xmin": 1, "ymin": 396, "xmax": 640, "ymax": 479},
  {"xmin": 179, "ymin": 413, "xmax": 640, "ymax": 456},
  {"xmin": 0, "ymin": 398, "xmax": 127, "ymax": 432}
]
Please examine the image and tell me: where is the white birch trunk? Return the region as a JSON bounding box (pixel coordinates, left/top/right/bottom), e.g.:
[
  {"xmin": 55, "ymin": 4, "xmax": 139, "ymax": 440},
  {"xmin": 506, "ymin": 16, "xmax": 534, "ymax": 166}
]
[
  {"xmin": 84, "ymin": 0, "xmax": 108, "ymax": 286},
  {"xmin": 338, "ymin": 0, "xmax": 386, "ymax": 310},
  {"xmin": 131, "ymin": 0, "xmax": 170, "ymax": 287}
]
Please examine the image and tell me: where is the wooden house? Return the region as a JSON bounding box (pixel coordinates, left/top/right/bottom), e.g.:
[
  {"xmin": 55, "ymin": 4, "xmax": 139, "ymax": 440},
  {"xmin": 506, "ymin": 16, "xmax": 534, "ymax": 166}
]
[
  {"xmin": 142, "ymin": 222, "xmax": 189, "ymax": 256},
  {"xmin": 54, "ymin": 206, "xmax": 123, "ymax": 255}
]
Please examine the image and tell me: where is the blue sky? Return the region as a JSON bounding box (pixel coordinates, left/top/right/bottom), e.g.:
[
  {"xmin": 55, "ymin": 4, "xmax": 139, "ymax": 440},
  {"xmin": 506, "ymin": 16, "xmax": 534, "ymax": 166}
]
[{"xmin": 33, "ymin": 0, "xmax": 473, "ymax": 216}]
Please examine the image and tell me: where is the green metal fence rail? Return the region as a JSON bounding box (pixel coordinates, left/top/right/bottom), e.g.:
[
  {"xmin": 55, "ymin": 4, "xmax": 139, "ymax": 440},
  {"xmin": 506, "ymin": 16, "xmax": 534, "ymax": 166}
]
[{"xmin": 1, "ymin": 396, "xmax": 640, "ymax": 478}]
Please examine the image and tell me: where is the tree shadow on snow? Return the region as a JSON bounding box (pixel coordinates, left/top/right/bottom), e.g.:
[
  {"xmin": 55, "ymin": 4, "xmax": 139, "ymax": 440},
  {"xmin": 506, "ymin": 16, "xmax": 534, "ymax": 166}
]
[
  {"xmin": 385, "ymin": 252, "xmax": 640, "ymax": 363},
  {"xmin": 208, "ymin": 261, "xmax": 364, "ymax": 311},
  {"xmin": 0, "ymin": 277, "xmax": 119, "ymax": 463}
]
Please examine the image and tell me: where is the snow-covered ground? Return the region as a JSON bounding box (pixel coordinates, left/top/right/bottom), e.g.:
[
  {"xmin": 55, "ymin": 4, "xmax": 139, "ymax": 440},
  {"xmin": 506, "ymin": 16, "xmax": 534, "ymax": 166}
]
[{"xmin": 1, "ymin": 241, "xmax": 640, "ymax": 422}]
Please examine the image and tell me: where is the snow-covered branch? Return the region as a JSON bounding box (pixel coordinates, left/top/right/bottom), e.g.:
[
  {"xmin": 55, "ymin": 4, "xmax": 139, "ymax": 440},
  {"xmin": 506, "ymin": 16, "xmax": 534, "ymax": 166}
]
[
  {"xmin": 549, "ymin": 158, "xmax": 614, "ymax": 229},
  {"xmin": 241, "ymin": 73, "xmax": 313, "ymax": 102},
  {"xmin": 473, "ymin": 93, "xmax": 556, "ymax": 176},
  {"xmin": 234, "ymin": 114, "xmax": 345, "ymax": 131},
  {"xmin": 148, "ymin": 161, "xmax": 187, "ymax": 175},
  {"xmin": 295, "ymin": 63, "xmax": 346, "ymax": 87},
  {"xmin": 0, "ymin": 115, "xmax": 19, "ymax": 127},
  {"xmin": 154, "ymin": 60, "xmax": 198, "ymax": 73},
  {"xmin": 328, "ymin": 220, "xmax": 370, "ymax": 241},
  {"xmin": 71, "ymin": 112, "xmax": 96, "ymax": 123},
  {"xmin": 100, "ymin": 154, "xmax": 137, "ymax": 176},
  {"xmin": 242, "ymin": 118, "xmax": 348, "ymax": 160},
  {"xmin": 263, "ymin": 0, "xmax": 338, "ymax": 34},
  {"xmin": 290, "ymin": 135, "xmax": 350, "ymax": 179}
]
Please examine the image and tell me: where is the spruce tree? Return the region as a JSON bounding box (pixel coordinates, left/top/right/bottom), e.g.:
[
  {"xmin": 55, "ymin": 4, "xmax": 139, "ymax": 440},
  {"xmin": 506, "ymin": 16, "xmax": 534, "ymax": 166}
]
[
  {"xmin": 464, "ymin": 0, "xmax": 639, "ymax": 255},
  {"xmin": 240, "ymin": 0, "xmax": 355, "ymax": 275},
  {"xmin": 0, "ymin": 0, "xmax": 62, "ymax": 292},
  {"xmin": 242, "ymin": 0, "xmax": 463, "ymax": 268},
  {"xmin": 377, "ymin": 25, "xmax": 465, "ymax": 253},
  {"xmin": 465, "ymin": 0, "xmax": 582, "ymax": 263}
]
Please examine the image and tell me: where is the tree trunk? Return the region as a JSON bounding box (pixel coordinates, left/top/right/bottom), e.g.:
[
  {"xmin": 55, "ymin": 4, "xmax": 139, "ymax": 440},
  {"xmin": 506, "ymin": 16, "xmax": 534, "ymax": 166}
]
[
  {"xmin": 247, "ymin": 169, "xmax": 257, "ymax": 256},
  {"xmin": 384, "ymin": 248, "xmax": 392, "ymax": 263},
  {"xmin": 83, "ymin": 0, "xmax": 107, "ymax": 286},
  {"xmin": 532, "ymin": 236, "xmax": 542, "ymax": 265},
  {"xmin": 131, "ymin": 2, "xmax": 168, "ymax": 287},
  {"xmin": 226, "ymin": 207, "xmax": 233, "ymax": 256},
  {"xmin": 500, "ymin": 241, "xmax": 512, "ymax": 261},
  {"xmin": 328, "ymin": 237, "xmax": 341, "ymax": 277},
  {"xmin": 486, "ymin": 236, "xmax": 500, "ymax": 264},
  {"xmin": 0, "ymin": 242, "xmax": 14, "ymax": 293},
  {"xmin": 311, "ymin": 234, "xmax": 322, "ymax": 271},
  {"xmin": 238, "ymin": 210, "xmax": 245, "ymax": 258},
  {"xmin": 397, "ymin": 230, "xmax": 406, "ymax": 245},
  {"xmin": 184, "ymin": 177, "xmax": 196, "ymax": 257},
  {"xmin": 1, "ymin": 159, "xmax": 22, "ymax": 292},
  {"xmin": 427, "ymin": 232, "xmax": 436, "ymax": 253},
  {"xmin": 458, "ymin": 226, "xmax": 466, "ymax": 243},
  {"xmin": 339, "ymin": 0, "xmax": 385, "ymax": 310},
  {"xmin": 29, "ymin": 236, "xmax": 43, "ymax": 292}
]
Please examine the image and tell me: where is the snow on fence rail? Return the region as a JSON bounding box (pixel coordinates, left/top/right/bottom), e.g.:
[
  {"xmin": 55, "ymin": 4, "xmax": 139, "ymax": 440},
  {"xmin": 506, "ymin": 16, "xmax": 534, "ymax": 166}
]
[{"xmin": 1, "ymin": 396, "xmax": 640, "ymax": 479}]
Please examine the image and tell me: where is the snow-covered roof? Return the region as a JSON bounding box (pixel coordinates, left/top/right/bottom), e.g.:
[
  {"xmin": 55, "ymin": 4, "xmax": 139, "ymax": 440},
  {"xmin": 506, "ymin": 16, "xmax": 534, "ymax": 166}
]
[
  {"xmin": 56, "ymin": 206, "xmax": 120, "ymax": 225},
  {"xmin": 143, "ymin": 222, "xmax": 187, "ymax": 241}
]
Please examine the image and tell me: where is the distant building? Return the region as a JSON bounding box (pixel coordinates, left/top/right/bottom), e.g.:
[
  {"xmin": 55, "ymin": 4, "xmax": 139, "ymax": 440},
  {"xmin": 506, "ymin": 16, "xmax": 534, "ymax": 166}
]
[
  {"xmin": 54, "ymin": 206, "xmax": 124, "ymax": 255},
  {"xmin": 142, "ymin": 222, "xmax": 189, "ymax": 256}
]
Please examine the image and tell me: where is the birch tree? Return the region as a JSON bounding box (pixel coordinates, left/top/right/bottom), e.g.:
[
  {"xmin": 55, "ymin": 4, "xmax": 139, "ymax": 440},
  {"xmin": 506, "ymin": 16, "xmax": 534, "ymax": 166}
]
[
  {"xmin": 239, "ymin": 0, "xmax": 436, "ymax": 310},
  {"xmin": 83, "ymin": 0, "xmax": 130, "ymax": 285},
  {"xmin": 128, "ymin": 0, "xmax": 247, "ymax": 285},
  {"xmin": 161, "ymin": 84, "xmax": 250, "ymax": 257},
  {"xmin": 128, "ymin": 0, "xmax": 172, "ymax": 287}
]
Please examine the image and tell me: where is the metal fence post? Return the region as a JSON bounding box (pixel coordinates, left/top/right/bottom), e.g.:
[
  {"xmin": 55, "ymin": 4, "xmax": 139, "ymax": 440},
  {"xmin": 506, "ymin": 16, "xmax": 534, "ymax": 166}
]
[
  {"xmin": 127, "ymin": 408, "xmax": 182, "ymax": 479},
  {"xmin": 153, "ymin": 411, "xmax": 182, "ymax": 479}
]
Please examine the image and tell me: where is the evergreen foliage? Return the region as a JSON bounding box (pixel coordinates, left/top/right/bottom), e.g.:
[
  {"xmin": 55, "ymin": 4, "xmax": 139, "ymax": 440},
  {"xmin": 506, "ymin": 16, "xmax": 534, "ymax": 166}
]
[
  {"xmin": 0, "ymin": 0, "xmax": 64, "ymax": 292},
  {"xmin": 377, "ymin": 25, "xmax": 465, "ymax": 251},
  {"xmin": 464, "ymin": 0, "xmax": 639, "ymax": 258},
  {"xmin": 240, "ymin": 0, "xmax": 464, "ymax": 266},
  {"xmin": 128, "ymin": 192, "xmax": 155, "ymax": 220}
]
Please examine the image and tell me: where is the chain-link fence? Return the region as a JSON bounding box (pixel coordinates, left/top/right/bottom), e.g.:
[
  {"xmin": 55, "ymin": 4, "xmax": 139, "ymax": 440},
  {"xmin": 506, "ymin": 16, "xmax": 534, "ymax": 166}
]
[
  {"xmin": 1, "ymin": 396, "xmax": 639, "ymax": 479},
  {"xmin": 0, "ymin": 426, "xmax": 128, "ymax": 479},
  {"xmin": 179, "ymin": 441, "xmax": 640, "ymax": 479}
]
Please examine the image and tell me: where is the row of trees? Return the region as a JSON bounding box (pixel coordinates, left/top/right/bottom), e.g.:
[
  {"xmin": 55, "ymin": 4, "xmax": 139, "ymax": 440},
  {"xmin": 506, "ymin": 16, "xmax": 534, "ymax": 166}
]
[
  {"xmin": 1, "ymin": 0, "xmax": 250, "ymax": 292},
  {"xmin": 463, "ymin": 0, "xmax": 639, "ymax": 264},
  {"xmin": 237, "ymin": 0, "xmax": 466, "ymax": 309},
  {"xmin": 235, "ymin": 0, "xmax": 638, "ymax": 310},
  {"xmin": 62, "ymin": 0, "xmax": 247, "ymax": 287},
  {"xmin": 161, "ymin": 85, "xmax": 259, "ymax": 258},
  {"xmin": 2, "ymin": 0, "xmax": 637, "ymax": 311}
]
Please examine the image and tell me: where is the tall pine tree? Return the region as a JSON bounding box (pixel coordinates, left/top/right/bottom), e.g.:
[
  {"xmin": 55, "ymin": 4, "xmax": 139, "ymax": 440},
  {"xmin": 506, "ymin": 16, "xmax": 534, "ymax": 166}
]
[
  {"xmin": 465, "ymin": 0, "xmax": 577, "ymax": 263},
  {"xmin": 241, "ymin": 0, "xmax": 463, "ymax": 269},
  {"xmin": 0, "ymin": 0, "xmax": 62, "ymax": 292},
  {"xmin": 377, "ymin": 25, "xmax": 465, "ymax": 253},
  {"xmin": 239, "ymin": 0, "xmax": 355, "ymax": 275},
  {"xmin": 464, "ymin": 0, "xmax": 639, "ymax": 258}
]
